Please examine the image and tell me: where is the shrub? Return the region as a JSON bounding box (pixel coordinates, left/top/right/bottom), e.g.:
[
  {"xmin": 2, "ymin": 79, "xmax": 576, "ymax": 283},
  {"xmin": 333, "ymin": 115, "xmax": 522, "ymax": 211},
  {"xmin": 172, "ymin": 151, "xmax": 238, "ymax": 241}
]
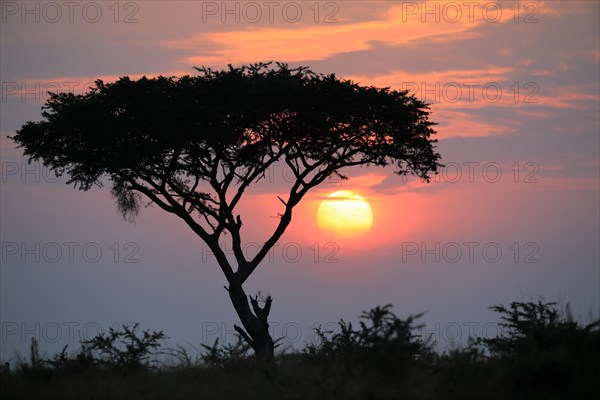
[
  {"xmin": 473, "ymin": 301, "xmax": 599, "ymax": 356},
  {"xmin": 306, "ymin": 305, "xmax": 434, "ymax": 373},
  {"xmin": 200, "ymin": 337, "xmax": 251, "ymax": 369},
  {"xmin": 82, "ymin": 323, "xmax": 166, "ymax": 371}
]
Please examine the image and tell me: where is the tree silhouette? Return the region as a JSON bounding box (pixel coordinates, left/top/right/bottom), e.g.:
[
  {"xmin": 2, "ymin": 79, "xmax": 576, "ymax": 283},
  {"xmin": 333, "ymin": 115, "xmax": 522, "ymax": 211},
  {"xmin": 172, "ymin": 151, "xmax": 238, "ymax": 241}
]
[{"xmin": 12, "ymin": 62, "xmax": 441, "ymax": 360}]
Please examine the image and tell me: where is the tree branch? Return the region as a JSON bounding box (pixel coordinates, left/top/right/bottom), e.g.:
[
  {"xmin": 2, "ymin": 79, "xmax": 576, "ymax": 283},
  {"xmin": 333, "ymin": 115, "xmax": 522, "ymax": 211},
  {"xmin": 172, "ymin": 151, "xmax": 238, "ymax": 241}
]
[
  {"xmin": 250, "ymin": 294, "xmax": 272, "ymax": 327},
  {"xmin": 130, "ymin": 171, "xmax": 237, "ymax": 283},
  {"xmin": 234, "ymin": 325, "xmax": 254, "ymax": 347}
]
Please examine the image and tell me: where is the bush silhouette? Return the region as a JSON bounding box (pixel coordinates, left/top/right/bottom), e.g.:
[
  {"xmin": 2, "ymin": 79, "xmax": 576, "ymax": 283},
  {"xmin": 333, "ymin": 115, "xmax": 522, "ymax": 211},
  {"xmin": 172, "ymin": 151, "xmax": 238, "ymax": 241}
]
[
  {"xmin": 82, "ymin": 323, "xmax": 166, "ymax": 371},
  {"xmin": 306, "ymin": 304, "xmax": 434, "ymax": 380},
  {"xmin": 471, "ymin": 301, "xmax": 600, "ymax": 397},
  {"xmin": 3, "ymin": 300, "xmax": 598, "ymax": 400},
  {"xmin": 474, "ymin": 300, "xmax": 599, "ymax": 356},
  {"xmin": 200, "ymin": 337, "xmax": 251, "ymax": 370}
]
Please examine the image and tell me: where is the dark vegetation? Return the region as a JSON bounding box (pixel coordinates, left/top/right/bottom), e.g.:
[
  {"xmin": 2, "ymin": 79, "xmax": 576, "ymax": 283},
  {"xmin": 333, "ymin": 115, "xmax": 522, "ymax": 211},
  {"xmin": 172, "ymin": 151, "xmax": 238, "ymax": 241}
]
[{"xmin": 1, "ymin": 300, "xmax": 598, "ymax": 399}]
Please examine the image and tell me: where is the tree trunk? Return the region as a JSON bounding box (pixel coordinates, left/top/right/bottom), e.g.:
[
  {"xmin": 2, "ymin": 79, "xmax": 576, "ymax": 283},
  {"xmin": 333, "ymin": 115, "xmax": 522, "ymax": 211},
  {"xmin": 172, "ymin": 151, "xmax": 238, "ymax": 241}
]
[{"xmin": 227, "ymin": 282, "xmax": 275, "ymax": 362}]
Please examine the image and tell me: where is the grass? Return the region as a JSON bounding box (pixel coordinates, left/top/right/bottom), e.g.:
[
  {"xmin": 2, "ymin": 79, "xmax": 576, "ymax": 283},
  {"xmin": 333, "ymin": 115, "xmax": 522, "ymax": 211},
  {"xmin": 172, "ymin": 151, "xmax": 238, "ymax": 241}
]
[{"xmin": 1, "ymin": 301, "xmax": 598, "ymax": 400}]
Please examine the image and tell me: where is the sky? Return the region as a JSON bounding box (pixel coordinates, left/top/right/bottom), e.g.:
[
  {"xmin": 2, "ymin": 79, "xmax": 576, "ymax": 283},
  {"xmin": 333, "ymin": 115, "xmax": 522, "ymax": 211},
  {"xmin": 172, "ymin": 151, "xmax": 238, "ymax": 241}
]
[{"xmin": 1, "ymin": 1, "xmax": 599, "ymax": 358}]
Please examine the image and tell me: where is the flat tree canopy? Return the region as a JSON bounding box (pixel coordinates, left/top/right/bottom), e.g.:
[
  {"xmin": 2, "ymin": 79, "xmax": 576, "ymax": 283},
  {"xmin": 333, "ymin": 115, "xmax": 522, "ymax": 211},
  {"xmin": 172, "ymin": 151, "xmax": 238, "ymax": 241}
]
[{"xmin": 12, "ymin": 62, "xmax": 441, "ymax": 359}]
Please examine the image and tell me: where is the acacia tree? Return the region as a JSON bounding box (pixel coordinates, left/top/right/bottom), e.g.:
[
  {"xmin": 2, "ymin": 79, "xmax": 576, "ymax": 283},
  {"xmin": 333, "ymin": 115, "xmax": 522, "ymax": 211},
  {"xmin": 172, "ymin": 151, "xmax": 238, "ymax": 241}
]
[{"xmin": 12, "ymin": 63, "xmax": 441, "ymax": 360}]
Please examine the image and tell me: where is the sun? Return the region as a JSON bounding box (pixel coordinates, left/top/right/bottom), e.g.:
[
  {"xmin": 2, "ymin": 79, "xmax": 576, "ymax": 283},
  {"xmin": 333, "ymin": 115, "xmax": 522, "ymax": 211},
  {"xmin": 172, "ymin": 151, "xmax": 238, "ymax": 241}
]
[{"xmin": 317, "ymin": 190, "xmax": 373, "ymax": 238}]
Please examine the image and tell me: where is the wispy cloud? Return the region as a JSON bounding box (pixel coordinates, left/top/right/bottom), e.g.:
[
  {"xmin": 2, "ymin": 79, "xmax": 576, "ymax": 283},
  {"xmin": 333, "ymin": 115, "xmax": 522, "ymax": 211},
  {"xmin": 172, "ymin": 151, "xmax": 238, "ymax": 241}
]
[{"xmin": 160, "ymin": 2, "xmax": 501, "ymax": 67}]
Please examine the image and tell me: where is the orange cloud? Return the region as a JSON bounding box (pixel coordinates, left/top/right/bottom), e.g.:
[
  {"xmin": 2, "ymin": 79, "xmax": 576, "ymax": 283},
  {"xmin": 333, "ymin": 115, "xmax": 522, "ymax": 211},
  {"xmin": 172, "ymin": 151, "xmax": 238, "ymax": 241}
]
[
  {"xmin": 161, "ymin": 0, "xmax": 567, "ymax": 68},
  {"xmin": 162, "ymin": 2, "xmax": 506, "ymax": 67}
]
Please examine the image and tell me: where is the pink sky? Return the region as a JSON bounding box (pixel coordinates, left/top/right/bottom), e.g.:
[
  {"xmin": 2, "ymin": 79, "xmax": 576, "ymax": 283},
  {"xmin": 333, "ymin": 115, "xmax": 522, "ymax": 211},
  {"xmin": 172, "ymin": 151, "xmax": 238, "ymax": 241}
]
[{"xmin": 1, "ymin": 1, "xmax": 598, "ymax": 356}]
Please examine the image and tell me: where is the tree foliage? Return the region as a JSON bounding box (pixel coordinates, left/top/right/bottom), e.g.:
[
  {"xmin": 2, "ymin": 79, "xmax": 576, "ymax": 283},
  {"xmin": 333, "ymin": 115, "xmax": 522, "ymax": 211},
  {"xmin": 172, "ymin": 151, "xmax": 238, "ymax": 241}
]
[{"xmin": 12, "ymin": 63, "xmax": 440, "ymax": 286}]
